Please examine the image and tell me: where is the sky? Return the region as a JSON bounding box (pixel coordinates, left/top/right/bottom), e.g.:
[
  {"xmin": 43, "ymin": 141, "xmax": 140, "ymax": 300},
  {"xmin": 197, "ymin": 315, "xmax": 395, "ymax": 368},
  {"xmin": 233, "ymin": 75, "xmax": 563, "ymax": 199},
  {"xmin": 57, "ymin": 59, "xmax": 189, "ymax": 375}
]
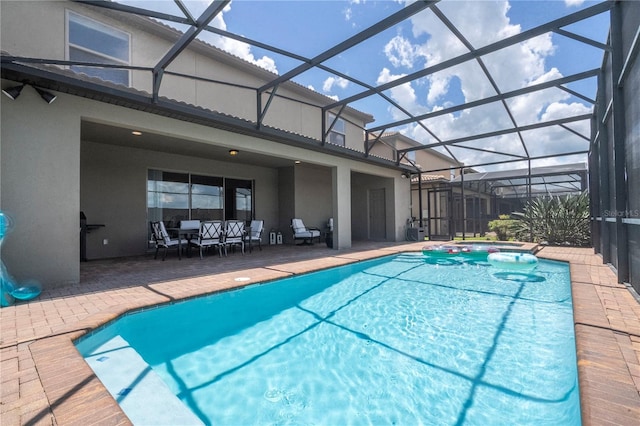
[{"xmin": 119, "ymin": 0, "xmax": 611, "ymax": 171}]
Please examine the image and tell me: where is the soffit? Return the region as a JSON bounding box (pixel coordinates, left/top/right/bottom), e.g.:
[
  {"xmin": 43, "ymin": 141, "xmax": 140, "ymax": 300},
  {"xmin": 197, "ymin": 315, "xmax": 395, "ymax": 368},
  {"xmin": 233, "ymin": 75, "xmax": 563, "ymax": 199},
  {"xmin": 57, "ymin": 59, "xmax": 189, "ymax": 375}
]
[{"xmin": 81, "ymin": 120, "xmax": 296, "ymax": 168}]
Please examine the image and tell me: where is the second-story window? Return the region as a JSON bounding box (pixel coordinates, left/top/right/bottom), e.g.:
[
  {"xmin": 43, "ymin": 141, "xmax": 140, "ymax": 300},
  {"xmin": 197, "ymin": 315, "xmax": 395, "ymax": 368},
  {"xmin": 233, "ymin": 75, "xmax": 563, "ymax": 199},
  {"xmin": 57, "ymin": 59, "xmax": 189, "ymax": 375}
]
[
  {"xmin": 327, "ymin": 113, "xmax": 346, "ymax": 146},
  {"xmin": 67, "ymin": 11, "xmax": 130, "ymax": 85}
]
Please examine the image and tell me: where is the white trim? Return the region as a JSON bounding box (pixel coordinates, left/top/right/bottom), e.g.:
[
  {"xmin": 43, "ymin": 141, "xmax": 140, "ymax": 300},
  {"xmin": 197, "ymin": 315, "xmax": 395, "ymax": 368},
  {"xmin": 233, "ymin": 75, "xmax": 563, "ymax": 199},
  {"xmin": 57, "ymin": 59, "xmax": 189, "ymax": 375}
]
[
  {"xmin": 327, "ymin": 112, "xmax": 346, "ymax": 147},
  {"xmin": 65, "ymin": 9, "xmax": 131, "ymax": 86}
]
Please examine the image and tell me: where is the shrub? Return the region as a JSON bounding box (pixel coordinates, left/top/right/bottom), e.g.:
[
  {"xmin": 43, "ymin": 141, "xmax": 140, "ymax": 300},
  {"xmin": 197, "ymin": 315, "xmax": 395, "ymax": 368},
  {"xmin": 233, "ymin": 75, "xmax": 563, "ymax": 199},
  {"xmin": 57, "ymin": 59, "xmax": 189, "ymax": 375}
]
[
  {"xmin": 488, "ymin": 214, "xmax": 518, "ymax": 241},
  {"xmin": 511, "ymin": 192, "xmax": 590, "ymax": 246}
]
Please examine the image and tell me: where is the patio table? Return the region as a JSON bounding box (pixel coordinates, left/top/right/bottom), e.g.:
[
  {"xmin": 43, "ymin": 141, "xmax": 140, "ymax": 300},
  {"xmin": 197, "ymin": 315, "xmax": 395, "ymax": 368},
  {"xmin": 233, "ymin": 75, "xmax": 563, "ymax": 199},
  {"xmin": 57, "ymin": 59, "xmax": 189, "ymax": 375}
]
[{"xmin": 167, "ymin": 227, "xmax": 199, "ymax": 258}]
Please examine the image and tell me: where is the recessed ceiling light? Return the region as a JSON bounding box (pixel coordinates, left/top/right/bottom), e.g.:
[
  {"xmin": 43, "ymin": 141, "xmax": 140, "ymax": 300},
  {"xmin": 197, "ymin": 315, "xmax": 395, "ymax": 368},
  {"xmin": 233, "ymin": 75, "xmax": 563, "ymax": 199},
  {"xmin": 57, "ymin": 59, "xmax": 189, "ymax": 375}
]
[
  {"xmin": 229, "ymin": 149, "xmax": 239, "ymax": 156},
  {"xmin": 131, "ymin": 131, "xmax": 142, "ymax": 136},
  {"xmin": 294, "ymin": 160, "xmax": 301, "ymax": 164}
]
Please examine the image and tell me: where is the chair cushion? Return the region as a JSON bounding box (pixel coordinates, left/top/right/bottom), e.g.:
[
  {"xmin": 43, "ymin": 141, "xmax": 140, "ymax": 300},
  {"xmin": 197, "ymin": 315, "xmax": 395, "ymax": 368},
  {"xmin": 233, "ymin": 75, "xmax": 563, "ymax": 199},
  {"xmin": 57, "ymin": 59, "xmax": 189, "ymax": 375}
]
[
  {"xmin": 250, "ymin": 220, "xmax": 264, "ymax": 237},
  {"xmin": 180, "ymin": 220, "xmax": 200, "ymax": 229},
  {"xmin": 295, "ymin": 231, "xmax": 313, "ymax": 238},
  {"xmin": 163, "ymin": 239, "xmax": 187, "ymax": 247},
  {"xmin": 192, "ymin": 239, "xmax": 219, "ymax": 247},
  {"xmin": 158, "ymin": 221, "xmax": 172, "ymax": 244},
  {"xmin": 291, "ymin": 218, "xmax": 305, "ymax": 233}
]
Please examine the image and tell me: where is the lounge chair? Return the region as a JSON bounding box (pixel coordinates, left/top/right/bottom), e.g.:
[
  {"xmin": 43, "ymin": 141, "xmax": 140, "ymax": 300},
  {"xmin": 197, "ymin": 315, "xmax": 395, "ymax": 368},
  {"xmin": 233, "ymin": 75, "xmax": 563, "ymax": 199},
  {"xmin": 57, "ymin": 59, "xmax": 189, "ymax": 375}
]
[{"xmin": 291, "ymin": 218, "xmax": 320, "ymax": 245}]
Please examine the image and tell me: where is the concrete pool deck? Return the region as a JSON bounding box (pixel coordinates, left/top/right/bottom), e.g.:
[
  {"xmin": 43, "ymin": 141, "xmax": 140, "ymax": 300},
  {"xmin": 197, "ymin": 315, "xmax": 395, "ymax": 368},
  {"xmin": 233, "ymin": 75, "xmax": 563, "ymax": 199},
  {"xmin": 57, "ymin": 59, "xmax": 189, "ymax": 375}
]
[{"xmin": 1, "ymin": 241, "xmax": 639, "ymax": 425}]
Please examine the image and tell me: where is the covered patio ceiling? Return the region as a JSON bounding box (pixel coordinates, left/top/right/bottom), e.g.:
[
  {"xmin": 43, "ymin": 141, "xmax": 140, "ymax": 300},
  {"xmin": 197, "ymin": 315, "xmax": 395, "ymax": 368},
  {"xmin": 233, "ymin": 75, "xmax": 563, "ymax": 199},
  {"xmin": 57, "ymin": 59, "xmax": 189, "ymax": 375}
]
[
  {"xmin": 2, "ymin": 0, "xmax": 614, "ymax": 173},
  {"xmin": 81, "ymin": 120, "xmax": 298, "ymax": 168}
]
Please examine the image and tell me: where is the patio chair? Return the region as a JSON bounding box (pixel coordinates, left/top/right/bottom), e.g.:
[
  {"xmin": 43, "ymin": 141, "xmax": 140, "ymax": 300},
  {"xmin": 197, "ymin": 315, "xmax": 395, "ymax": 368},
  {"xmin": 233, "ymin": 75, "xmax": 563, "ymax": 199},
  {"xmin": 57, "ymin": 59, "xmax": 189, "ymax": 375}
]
[
  {"xmin": 224, "ymin": 220, "xmax": 245, "ymax": 255},
  {"xmin": 291, "ymin": 218, "xmax": 321, "ymax": 245},
  {"xmin": 150, "ymin": 221, "xmax": 188, "ymax": 260},
  {"xmin": 179, "ymin": 220, "xmax": 201, "ymax": 231},
  {"xmin": 244, "ymin": 220, "xmax": 264, "ymax": 252},
  {"xmin": 190, "ymin": 220, "xmax": 224, "ymax": 259}
]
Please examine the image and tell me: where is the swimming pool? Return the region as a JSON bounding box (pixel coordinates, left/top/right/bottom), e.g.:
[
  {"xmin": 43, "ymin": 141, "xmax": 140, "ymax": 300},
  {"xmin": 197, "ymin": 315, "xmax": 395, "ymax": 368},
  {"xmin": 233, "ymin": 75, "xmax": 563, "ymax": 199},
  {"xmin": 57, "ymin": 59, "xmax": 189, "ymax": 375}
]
[{"xmin": 76, "ymin": 253, "xmax": 580, "ymax": 425}]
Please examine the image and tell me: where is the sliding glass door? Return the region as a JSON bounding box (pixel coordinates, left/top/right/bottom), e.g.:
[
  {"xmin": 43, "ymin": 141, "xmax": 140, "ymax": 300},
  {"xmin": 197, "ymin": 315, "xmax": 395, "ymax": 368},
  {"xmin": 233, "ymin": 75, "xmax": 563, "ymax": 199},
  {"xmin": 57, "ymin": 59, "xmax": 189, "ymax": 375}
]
[
  {"xmin": 191, "ymin": 174, "xmax": 224, "ymax": 221},
  {"xmin": 147, "ymin": 170, "xmax": 253, "ymax": 228},
  {"xmin": 147, "ymin": 170, "xmax": 189, "ymax": 227},
  {"xmin": 225, "ymin": 178, "xmax": 253, "ymax": 222}
]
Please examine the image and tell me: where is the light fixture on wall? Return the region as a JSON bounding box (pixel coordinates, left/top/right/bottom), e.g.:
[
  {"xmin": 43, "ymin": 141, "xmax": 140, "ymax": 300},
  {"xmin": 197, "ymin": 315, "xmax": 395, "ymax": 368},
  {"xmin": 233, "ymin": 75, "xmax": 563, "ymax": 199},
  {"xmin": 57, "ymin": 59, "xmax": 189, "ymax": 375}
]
[
  {"xmin": 34, "ymin": 87, "xmax": 57, "ymax": 104},
  {"xmin": 229, "ymin": 149, "xmax": 239, "ymax": 156},
  {"xmin": 401, "ymin": 171, "xmax": 411, "ymax": 179},
  {"xmin": 2, "ymin": 84, "xmax": 25, "ymax": 100},
  {"xmin": 2, "ymin": 84, "xmax": 56, "ymax": 104}
]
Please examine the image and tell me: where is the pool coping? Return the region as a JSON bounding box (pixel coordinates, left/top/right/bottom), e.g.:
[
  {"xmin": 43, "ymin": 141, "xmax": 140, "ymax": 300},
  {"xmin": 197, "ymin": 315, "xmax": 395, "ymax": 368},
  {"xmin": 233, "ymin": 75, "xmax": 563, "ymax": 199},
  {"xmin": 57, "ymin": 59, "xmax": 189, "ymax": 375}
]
[{"xmin": 2, "ymin": 243, "xmax": 639, "ymax": 425}]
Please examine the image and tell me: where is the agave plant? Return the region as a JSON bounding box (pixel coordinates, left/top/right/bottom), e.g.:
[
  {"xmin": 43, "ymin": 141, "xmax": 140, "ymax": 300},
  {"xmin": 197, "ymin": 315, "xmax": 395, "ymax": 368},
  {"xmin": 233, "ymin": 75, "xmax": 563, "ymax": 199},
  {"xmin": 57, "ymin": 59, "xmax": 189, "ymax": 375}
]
[{"xmin": 511, "ymin": 191, "xmax": 590, "ymax": 246}]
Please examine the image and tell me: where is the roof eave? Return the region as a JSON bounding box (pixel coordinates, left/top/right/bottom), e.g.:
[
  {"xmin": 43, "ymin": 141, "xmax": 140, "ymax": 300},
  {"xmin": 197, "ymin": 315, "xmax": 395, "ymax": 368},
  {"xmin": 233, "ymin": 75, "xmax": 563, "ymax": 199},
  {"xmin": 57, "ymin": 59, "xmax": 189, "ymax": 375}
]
[{"xmin": 1, "ymin": 61, "xmax": 403, "ymax": 171}]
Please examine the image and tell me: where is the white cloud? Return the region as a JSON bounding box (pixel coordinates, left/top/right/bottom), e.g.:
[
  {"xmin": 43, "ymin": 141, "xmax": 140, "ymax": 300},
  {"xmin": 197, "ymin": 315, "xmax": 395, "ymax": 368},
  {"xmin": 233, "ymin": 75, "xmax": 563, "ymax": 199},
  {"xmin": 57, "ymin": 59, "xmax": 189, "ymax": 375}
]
[
  {"xmin": 200, "ymin": 4, "xmax": 279, "ymax": 73},
  {"xmin": 132, "ymin": 0, "xmax": 280, "ymax": 73},
  {"xmin": 377, "ymin": 68, "xmax": 427, "ymax": 120},
  {"xmin": 344, "ymin": 7, "xmax": 353, "ymax": 21},
  {"xmin": 378, "ymin": 0, "xmax": 591, "ymax": 171},
  {"xmin": 384, "ymin": 35, "xmax": 419, "ymax": 68},
  {"xmin": 564, "ymin": 0, "xmax": 585, "ymax": 7},
  {"xmin": 323, "ymin": 76, "xmax": 350, "ymax": 93}
]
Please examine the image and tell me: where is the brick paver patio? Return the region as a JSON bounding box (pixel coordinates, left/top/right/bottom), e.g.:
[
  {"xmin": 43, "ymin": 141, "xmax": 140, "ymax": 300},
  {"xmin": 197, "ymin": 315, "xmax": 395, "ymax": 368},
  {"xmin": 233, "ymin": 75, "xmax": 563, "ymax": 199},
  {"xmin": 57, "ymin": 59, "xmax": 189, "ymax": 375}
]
[{"xmin": 1, "ymin": 242, "xmax": 639, "ymax": 425}]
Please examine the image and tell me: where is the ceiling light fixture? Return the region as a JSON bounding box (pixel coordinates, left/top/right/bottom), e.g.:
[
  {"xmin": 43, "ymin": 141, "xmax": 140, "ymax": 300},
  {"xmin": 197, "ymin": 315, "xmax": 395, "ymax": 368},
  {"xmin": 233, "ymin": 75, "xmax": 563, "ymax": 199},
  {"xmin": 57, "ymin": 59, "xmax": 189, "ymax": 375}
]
[
  {"xmin": 2, "ymin": 84, "xmax": 25, "ymax": 100},
  {"xmin": 131, "ymin": 131, "xmax": 142, "ymax": 136},
  {"xmin": 229, "ymin": 149, "xmax": 239, "ymax": 156},
  {"xmin": 294, "ymin": 160, "xmax": 301, "ymax": 164}
]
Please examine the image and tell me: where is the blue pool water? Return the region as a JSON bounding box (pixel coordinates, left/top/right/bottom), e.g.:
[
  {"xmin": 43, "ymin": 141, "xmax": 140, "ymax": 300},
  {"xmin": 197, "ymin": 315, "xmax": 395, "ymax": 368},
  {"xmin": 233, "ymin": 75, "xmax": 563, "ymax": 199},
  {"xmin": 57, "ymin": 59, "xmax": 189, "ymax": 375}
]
[{"xmin": 76, "ymin": 253, "xmax": 580, "ymax": 425}]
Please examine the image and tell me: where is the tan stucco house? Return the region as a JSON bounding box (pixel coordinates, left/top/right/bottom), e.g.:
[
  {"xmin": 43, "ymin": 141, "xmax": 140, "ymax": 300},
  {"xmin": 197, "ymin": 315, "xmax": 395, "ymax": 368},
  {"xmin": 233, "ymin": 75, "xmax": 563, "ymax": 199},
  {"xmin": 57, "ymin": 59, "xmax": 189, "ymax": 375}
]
[{"xmin": 0, "ymin": 0, "xmax": 438, "ymax": 287}]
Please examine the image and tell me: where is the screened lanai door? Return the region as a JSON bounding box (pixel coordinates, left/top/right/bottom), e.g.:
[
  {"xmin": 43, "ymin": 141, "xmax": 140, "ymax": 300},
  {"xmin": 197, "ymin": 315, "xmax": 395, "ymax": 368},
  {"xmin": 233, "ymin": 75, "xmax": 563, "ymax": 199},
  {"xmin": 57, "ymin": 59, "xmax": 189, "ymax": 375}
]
[{"xmin": 427, "ymin": 188, "xmax": 453, "ymax": 241}]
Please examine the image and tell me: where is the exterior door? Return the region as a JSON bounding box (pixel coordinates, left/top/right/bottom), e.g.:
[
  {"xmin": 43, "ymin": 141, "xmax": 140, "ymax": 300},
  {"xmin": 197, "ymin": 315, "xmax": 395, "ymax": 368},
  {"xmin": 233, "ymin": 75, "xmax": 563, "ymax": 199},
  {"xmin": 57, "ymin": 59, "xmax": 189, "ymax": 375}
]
[
  {"xmin": 369, "ymin": 188, "xmax": 386, "ymax": 240},
  {"xmin": 427, "ymin": 188, "xmax": 453, "ymax": 240}
]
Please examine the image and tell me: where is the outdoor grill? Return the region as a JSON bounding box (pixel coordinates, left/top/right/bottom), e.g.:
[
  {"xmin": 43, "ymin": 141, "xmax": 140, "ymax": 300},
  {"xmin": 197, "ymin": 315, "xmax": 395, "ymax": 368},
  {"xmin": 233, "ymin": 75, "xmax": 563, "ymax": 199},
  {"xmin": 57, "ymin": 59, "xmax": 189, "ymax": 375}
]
[{"xmin": 80, "ymin": 211, "xmax": 104, "ymax": 262}]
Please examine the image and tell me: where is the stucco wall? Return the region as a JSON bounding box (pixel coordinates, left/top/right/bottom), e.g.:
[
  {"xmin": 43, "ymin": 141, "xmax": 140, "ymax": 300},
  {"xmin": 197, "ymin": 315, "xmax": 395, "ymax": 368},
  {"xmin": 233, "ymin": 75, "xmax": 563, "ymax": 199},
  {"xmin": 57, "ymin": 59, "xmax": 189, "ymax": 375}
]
[
  {"xmin": 294, "ymin": 164, "xmax": 332, "ymax": 231},
  {"xmin": 0, "ymin": 1, "xmax": 369, "ymax": 147},
  {"xmin": 1, "ymin": 0, "xmax": 414, "ymax": 285},
  {"xmin": 80, "ymin": 141, "xmax": 279, "ymax": 260},
  {"xmin": 1, "ymin": 85, "xmax": 409, "ymax": 286},
  {"xmin": 351, "ymin": 172, "xmax": 406, "ymax": 242},
  {"xmin": 368, "ymin": 134, "xmax": 460, "ymax": 175},
  {"xmin": 1, "ymin": 83, "xmax": 81, "ymax": 286}
]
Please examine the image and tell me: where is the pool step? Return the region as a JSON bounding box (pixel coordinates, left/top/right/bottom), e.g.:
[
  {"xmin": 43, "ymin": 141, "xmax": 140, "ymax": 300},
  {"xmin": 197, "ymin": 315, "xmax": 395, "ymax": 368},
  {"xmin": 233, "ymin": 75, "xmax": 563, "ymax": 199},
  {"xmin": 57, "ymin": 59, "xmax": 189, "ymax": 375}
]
[{"xmin": 84, "ymin": 335, "xmax": 204, "ymax": 426}]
